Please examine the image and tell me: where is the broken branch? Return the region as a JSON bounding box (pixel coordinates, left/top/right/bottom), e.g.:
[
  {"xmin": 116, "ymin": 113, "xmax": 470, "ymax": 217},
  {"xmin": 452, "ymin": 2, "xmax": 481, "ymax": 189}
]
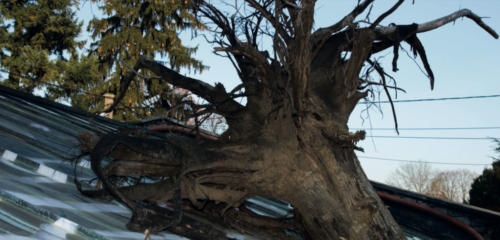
[
  {"xmin": 312, "ymin": 0, "xmax": 374, "ymax": 45},
  {"xmin": 137, "ymin": 56, "xmax": 244, "ymax": 114},
  {"xmin": 377, "ymin": 8, "xmax": 498, "ymax": 39}
]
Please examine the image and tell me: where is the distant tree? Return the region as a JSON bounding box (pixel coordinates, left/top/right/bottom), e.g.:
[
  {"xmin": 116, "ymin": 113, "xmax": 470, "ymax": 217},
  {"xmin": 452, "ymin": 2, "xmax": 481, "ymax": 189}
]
[
  {"xmin": 386, "ymin": 161, "xmax": 435, "ymax": 194},
  {"xmin": 469, "ymin": 140, "xmax": 500, "ymax": 211},
  {"xmin": 387, "ymin": 163, "xmax": 477, "ymax": 203},
  {"xmin": 429, "ymin": 169, "xmax": 477, "ymax": 203}
]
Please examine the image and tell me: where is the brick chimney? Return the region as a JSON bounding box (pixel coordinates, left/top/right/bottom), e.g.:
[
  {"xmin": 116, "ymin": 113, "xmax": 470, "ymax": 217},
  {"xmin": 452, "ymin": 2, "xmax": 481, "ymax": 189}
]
[{"xmin": 103, "ymin": 93, "xmax": 115, "ymax": 119}]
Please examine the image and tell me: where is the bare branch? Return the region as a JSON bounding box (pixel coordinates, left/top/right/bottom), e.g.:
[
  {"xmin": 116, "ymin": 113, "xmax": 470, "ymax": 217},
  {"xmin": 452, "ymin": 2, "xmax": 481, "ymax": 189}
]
[
  {"xmin": 373, "ymin": 9, "xmax": 498, "ymax": 56},
  {"xmin": 360, "ymin": 79, "xmax": 407, "ymax": 93},
  {"xmin": 282, "ymin": 0, "xmax": 300, "ymax": 10},
  {"xmin": 404, "ymin": 35, "xmax": 435, "ymax": 89},
  {"xmin": 199, "ymin": 3, "xmax": 236, "ymax": 44},
  {"xmin": 312, "ymin": 0, "xmax": 374, "ymax": 45},
  {"xmin": 377, "ymin": 8, "xmax": 499, "ymax": 39},
  {"xmin": 251, "ymin": 15, "xmax": 264, "ymax": 45},
  {"xmin": 370, "ymin": 0, "xmax": 405, "ymax": 29},
  {"xmin": 370, "ymin": 8, "xmax": 498, "ymax": 90},
  {"xmin": 137, "ymin": 56, "xmax": 244, "ymax": 114},
  {"xmin": 245, "ymin": 0, "xmax": 291, "ymax": 41},
  {"xmin": 367, "ymin": 59, "xmax": 399, "ymax": 134},
  {"xmin": 199, "ymin": 2, "xmax": 272, "ymax": 90}
]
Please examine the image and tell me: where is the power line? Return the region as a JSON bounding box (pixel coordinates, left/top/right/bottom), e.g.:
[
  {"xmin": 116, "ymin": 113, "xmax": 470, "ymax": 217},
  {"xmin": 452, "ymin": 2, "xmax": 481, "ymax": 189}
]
[
  {"xmin": 358, "ymin": 156, "xmax": 491, "ymax": 166},
  {"xmin": 359, "ymin": 94, "xmax": 500, "ymax": 104},
  {"xmin": 367, "ymin": 136, "xmax": 497, "ymax": 140},
  {"xmin": 352, "ymin": 127, "xmax": 500, "ymax": 131},
  {"xmin": 37, "ymin": 81, "xmax": 500, "ymax": 105}
]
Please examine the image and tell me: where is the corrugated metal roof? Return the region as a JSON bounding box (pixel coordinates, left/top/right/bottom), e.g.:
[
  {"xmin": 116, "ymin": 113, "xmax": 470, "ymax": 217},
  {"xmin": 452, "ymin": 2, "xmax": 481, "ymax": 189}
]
[{"xmin": 0, "ymin": 85, "xmax": 189, "ymax": 240}]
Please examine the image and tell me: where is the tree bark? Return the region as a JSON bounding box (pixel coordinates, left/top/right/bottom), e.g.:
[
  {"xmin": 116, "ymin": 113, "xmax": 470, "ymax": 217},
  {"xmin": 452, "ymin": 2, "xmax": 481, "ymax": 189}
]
[
  {"xmin": 235, "ymin": 108, "xmax": 404, "ymax": 239},
  {"xmin": 281, "ymin": 147, "xmax": 403, "ymax": 239}
]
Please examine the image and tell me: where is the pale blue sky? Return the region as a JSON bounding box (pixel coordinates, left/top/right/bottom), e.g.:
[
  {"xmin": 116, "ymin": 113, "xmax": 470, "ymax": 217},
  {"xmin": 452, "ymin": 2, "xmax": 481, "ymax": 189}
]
[{"xmin": 78, "ymin": 1, "xmax": 500, "ymax": 182}]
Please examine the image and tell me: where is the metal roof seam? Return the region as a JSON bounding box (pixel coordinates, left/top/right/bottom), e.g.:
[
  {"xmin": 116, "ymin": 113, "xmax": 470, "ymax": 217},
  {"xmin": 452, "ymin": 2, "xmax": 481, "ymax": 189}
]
[{"xmin": 0, "ymin": 171, "xmax": 110, "ymax": 240}]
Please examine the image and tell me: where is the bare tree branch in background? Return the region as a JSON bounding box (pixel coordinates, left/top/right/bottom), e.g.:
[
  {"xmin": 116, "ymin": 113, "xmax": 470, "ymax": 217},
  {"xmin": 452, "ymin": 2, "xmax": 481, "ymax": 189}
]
[
  {"xmin": 386, "ymin": 161, "xmax": 435, "ymax": 194},
  {"xmin": 387, "ymin": 163, "xmax": 477, "ymax": 203},
  {"xmin": 430, "ymin": 170, "xmax": 477, "ymax": 203}
]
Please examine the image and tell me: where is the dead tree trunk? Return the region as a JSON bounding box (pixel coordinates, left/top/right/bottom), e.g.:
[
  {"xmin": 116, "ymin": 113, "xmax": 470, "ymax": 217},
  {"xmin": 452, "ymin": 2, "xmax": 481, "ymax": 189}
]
[{"xmin": 78, "ymin": 1, "xmax": 498, "ymax": 239}]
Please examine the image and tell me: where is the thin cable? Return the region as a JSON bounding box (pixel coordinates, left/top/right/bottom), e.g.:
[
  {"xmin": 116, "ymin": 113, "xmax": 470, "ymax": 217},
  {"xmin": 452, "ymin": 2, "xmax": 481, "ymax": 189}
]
[
  {"xmin": 351, "ymin": 127, "xmax": 500, "ymax": 131},
  {"xmin": 37, "ymin": 82, "xmax": 500, "ymax": 104},
  {"xmin": 367, "ymin": 136, "xmax": 497, "ymax": 140},
  {"xmin": 359, "ymin": 94, "xmax": 500, "ymax": 104},
  {"xmin": 358, "ymin": 156, "xmax": 491, "ymax": 166}
]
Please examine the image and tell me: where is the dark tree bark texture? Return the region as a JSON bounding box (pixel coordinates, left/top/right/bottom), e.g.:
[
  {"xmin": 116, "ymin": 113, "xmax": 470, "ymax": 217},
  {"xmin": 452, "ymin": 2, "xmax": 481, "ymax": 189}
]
[{"xmin": 78, "ymin": 1, "xmax": 498, "ymax": 239}]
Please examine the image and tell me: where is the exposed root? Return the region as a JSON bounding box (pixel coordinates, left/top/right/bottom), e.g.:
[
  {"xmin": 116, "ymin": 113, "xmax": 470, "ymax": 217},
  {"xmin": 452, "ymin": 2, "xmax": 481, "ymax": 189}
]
[
  {"xmin": 190, "ymin": 201, "xmax": 305, "ymax": 240},
  {"xmin": 103, "ymin": 160, "xmax": 180, "ymax": 177},
  {"xmin": 76, "ymin": 131, "xmax": 283, "ymax": 237}
]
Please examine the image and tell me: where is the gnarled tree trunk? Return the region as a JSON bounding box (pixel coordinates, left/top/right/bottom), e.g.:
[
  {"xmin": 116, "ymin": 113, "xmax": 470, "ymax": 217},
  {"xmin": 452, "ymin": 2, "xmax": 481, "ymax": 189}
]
[{"xmin": 241, "ymin": 119, "xmax": 403, "ymax": 239}]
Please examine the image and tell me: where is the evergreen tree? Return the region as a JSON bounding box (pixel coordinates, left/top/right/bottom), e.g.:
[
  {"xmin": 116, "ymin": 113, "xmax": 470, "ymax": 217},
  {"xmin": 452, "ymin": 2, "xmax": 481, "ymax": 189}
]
[
  {"xmin": 49, "ymin": 55, "xmax": 108, "ymax": 111},
  {"xmin": 469, "ymin": 140, "xmax": 500, "ymax": 211},
  {"xmin": 82, "ymin": 0, "xmax": 205, "ymax": 121},
  {"xmin": 0, "ymin": 0, "xmax": 82, "ymax": 92}
]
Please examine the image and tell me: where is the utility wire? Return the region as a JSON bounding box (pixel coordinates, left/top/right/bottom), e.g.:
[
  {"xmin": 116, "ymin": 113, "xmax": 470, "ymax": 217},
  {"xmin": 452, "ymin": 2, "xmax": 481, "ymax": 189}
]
[
  {"xmin": 352, "ymin": 127, "xmax": 500, "ymax": 131},
  {"xmin": 359, "ymin": 94, "xmax": 500, "ymax": 104},
  {"xmin": 358, "ymin": 156, "xmax": 491, "ymax": 166},
  {"xmin": 38, "ymin": 81, "xmax": 500, "ymax": 105},
  {"xmin": 366, "ymin": 136, "xmax": 497, "ymax": 140}
]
